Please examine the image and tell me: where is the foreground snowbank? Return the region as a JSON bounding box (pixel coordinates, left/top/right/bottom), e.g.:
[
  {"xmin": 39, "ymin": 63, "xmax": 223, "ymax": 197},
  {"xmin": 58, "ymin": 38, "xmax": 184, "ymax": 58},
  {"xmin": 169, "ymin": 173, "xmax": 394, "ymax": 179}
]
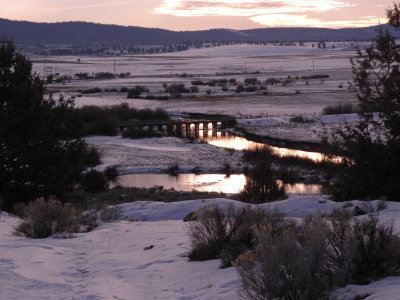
[{"xmin": 1, "ymin": 196, "xmax": 400, "ymax": 299}]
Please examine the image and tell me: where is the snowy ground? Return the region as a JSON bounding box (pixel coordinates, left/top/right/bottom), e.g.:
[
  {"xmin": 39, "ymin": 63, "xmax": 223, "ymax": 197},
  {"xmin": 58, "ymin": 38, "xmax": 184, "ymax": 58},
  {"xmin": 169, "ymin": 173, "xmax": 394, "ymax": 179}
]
[
  {"xmin": 86, "ymin": 136, "xmax": 242, "ymax": 174},
  {"xmin": 1, "ymin": 196, "xmax": 400, "ymax": 299},
  {"xmin": 236, "ymin": 113, "xmax": 360, "ymax": 143}
]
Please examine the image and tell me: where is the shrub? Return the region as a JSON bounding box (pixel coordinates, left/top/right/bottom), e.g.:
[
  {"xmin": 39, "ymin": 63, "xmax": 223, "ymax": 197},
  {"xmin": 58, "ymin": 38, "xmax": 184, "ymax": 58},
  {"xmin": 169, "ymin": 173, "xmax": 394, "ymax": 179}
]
[
  {"xmin": 187, "ymin": 204, "xmax": 235, "ymax": 261},
  {"xmin": 187, "ymin": 204, "xmax": 287, "ymax": 267},
  {"xmin": 127, "ymin": 85, "xmax": 149, "ymax": 99},
  {"xmin": 86, "ymin": 117, "xmax": 118, "ymax": 136},
  {"xmin": 235, "ymin": 222, "xmax": 330, "ymax": 300},
  {"xmin": 94, "ymin": 72, "xmax": 115, "ymax": 79},
  {"xmin": 240, "ymin": 161, "xmax": 285, "ymax": 203},
  {"xmin": 164, "ymin": 83, "xmax": 189, "ymax": 97},
  {"xmin": 81, "ymin": 170, "xmax": 109, "ymax": 193},
  {"xmin": 222, "ymin": 162, "xmax": 232, "ymax": 176},
  {"xmin": 322, "ymin": 103, "xmax": 357, "ymax": 115},
  {"xmin": 15, "ymin": 197, "xmax": 80, "ymax": 238},
  {"xmin": 289, "ymin": 115, "xmax": 314, "ymax": 123},
  {"xmin": 191, "ymin": 80, "xmax": 206, "ymax": 85},
  {"xmin": 104, "ymin": 166, "xmax": 119, "ymax": 182},
  {"xmin": 242, "ymin": 145, "xmax": 274, "ymax": 163},
  {"xmin": 301, "ymin": 74, "xmax": 330, "ymax": 79},
  {"xmin": 265, "ymin": 78, "xmax": 281, "ymax": 85},
  {"xmin": 81, "ymin": 87, "xmax": 102, "ymax": 94},
  {"xmin": 351, "ymin": 214, "xmax": 400, "ymax": 283},
  {"xmin": 167, "ymin": 163, "xmax": 179, "ymax": 176},
  {"xmin": 190, "ymin": 86, "xmax": 199, "ymax": 93},
  {"xmin": 82, "ymin": 147, "xmax": 101, "ymax": 167},
  {"xmin": 99, "ymin": 206, "xmax": 121, "ymax": 223},
  {"xmin": 234, "ymin": 210, "xmax": 400, "ymax": 300},
  {"xmin": 244, "ymin": 78, "xmax": 258, "ymax": 85},
  {"xmin": 236, "ymin": 84, "xmax": 245, "ymax": 93},
  {"xmin": 229, "ymin": 78, "xmax": 237, "ymax": 85},
  {"xmin": 78, "ymin": 104, "xmax": 169, "ymax": 136}
]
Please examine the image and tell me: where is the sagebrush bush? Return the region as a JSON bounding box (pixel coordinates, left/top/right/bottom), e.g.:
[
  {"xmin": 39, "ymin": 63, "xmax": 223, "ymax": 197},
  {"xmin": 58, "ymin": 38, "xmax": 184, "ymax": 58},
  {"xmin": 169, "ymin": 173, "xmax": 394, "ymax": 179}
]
[
  {"xmin": 15, "ymin": 197, "xmax": 80, "ymax": 238},
  {"xmin": 234, "ymin": 209, "xmax": 400, "ymax": 300},
  {"xmin": 186, "ymin": 204, "xmax": 287, "ymax": 267}
]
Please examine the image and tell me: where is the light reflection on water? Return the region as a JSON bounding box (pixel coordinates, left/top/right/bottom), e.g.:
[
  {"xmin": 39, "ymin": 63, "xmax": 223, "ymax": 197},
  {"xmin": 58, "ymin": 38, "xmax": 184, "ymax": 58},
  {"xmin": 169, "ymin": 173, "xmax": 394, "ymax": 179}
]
[
  {"xmin": 165, "ymin": 124, "xmax": 338, "ymax": 163},
  {"xmin": 115, "ymin": 174, "xmax": 321, "ymax": 195},
  {"xmin": 204, "ymin": 134, "xmax": 339, "ymax": 163}
]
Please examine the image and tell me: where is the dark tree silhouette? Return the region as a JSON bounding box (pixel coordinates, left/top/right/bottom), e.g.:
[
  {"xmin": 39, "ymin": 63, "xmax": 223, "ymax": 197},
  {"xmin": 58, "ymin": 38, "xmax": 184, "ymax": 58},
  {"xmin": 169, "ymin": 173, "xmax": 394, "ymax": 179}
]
[
  {"xmin": 0, "ymin": 39, "xmax": 88, "ymax": 210},
  {"xmin": 325, "ymin": 8, "xmax": 400, "ymax": 201}
]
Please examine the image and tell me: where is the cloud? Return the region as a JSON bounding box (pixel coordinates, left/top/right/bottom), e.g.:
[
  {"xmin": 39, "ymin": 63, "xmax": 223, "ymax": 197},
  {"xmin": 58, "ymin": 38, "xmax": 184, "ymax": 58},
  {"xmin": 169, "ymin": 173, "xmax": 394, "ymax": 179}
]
[
  {"xmin": 250, "ymin": 14, "xmax": 387, "ymax": 27},
  {"xmin": 47, "ymin": 2, "xmax": 131, "ymax": 12},
  {"xmin": 155, "ymin": 0, "xmax": 350, "ymax": 17},
  {"xmin": 155, "ymin": 0, "xmax": 387, "ymax": 28}
]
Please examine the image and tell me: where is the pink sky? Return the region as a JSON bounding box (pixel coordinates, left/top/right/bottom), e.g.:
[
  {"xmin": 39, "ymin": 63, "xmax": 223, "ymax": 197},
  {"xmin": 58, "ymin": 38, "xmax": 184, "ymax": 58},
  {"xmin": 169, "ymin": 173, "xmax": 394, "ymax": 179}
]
[{"xmin": 0, "ymin": 0, "xmax": 390, "ymax": 30}]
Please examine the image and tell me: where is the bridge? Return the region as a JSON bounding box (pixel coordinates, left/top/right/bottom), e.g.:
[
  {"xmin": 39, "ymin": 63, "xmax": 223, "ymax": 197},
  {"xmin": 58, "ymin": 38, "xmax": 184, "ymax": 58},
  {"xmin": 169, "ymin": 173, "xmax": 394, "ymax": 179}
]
[{"xmin": 117, "ymin": 116, "xmax": 236, "ymax": 137}]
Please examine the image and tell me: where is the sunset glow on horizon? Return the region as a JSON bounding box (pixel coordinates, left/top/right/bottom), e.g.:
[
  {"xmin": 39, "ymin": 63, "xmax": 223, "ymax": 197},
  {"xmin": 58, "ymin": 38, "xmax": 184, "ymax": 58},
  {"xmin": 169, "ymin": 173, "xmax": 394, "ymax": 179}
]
[{"xmin": 0, "ymin": 0, "xmax": 391, "ymax": 30}]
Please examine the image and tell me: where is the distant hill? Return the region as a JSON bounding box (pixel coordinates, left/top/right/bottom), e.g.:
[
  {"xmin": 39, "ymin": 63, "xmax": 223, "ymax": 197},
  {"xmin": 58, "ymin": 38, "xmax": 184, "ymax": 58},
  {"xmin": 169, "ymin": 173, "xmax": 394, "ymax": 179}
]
[{"xmin": 0, "ymin": 18, "xmax": 393, "ymax": 45}]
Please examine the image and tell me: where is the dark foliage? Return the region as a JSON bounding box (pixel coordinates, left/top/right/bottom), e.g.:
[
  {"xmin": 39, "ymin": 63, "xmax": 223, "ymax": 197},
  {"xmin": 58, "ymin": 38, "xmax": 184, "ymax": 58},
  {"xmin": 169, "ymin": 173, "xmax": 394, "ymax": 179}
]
[
  {"xmin": 81, "ymin": 87, "xmax": 103, "ymax": 94},
  {"xmin": 77, "ymin": 104, "xmax": 169, "ymax": 136},
  {"xmin": 324, "ymin": 24, "xmax": 400, "ymax": 201},
  {"xmin": 127, "ymin": 85, "xmax": 149, "ymax": 99},
  {"xmin": 244, "ymin": 78, "xmax": 259, "ymax": 85},
  {"xmin": 104, "ymin": 166, "xmax": 119, "ymax": 182},
  {"xmin": 240, "ymin": 161, "xmax": 285, "ymax": 203},
  {"xmin": 80, "ymin": 170, "xmax": 109, "ymax": 193},
  {"xmin": 301, "ymin": 74, "xmax": 330, "ymax": 79},
  {"xmin": 0, "ymin": 39, "xmax": 88, "ymax": 210},
  {"xmin": 82, "ymin": 147, "xmax": 102, "ymax": 167},
  {"xmin": 322, "ymin": 103, "xmax": 358, "ymax": 115},
  {"xmin": 122, "ymin": 128, "xmax": 163, "ymax": 139}
]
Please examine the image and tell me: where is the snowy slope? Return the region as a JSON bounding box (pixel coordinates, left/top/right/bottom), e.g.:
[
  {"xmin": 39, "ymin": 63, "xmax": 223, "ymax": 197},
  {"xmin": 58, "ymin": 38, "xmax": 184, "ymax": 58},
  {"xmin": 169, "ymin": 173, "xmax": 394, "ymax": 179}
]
[{"xmin": 1, "ymin": 197, "xmax": 400, "ymax": 299}]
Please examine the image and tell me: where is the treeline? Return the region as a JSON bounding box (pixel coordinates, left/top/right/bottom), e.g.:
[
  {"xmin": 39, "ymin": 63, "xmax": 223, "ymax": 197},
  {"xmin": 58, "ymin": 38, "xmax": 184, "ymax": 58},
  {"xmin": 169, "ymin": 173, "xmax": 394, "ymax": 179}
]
[{"xmin": 22, "ymin": 40, "xmax": 309, "ymax": 56}]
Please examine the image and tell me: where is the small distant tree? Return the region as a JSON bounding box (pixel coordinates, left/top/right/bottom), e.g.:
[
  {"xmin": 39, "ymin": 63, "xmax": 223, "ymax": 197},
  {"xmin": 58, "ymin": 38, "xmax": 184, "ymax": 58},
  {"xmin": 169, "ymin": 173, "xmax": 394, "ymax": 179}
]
[
  {"xmin": 240, "ymin": 161, "xmax": 285, "ymax": 203},
  {"xmin": 0, "ymin": 39, "xmax": 89, "ymax": 210}
]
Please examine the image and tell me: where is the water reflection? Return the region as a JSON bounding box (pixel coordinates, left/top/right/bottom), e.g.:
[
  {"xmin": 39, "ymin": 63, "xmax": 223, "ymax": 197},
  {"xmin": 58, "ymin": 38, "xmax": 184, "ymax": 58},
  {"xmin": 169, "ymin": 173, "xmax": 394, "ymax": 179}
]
[
  {"xmin": 115, "ymin": 173, "xmax": 321, "ymax": 195},
  {"xmin": 203, "ymin": 133, "xmax": 340, "ymax": 163}
]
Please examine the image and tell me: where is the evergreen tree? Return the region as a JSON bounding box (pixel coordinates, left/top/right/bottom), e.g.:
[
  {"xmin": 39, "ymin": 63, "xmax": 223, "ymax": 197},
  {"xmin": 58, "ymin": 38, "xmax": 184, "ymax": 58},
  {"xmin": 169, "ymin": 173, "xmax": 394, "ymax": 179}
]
[
  {"xmin": 0, "ymin": 39, "xmax": 88, "ymax": 210},
  {"xmin": 325, "ymin": 11, "xmax": 400, "ymax": 201}
]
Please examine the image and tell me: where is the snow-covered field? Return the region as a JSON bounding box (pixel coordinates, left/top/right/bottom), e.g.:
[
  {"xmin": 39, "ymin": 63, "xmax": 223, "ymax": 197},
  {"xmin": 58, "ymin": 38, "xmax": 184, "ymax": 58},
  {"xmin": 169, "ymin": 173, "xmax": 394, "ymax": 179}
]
[
  {"xmin": 86, "ymin": 136, "xmax": 242, "ymax": 174},
  {"xmin": 1, "ymin": 196, "xmax": 399, "ymax": 300},
  {"xmin": 236, "ymin": 113, "xmax": 360, "ymax": 143}
]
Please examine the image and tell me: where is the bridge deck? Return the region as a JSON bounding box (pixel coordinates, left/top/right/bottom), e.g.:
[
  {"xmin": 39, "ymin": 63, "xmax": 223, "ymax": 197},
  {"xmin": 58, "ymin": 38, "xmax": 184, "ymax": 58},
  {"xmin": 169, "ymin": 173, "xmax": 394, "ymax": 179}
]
[{"xmin": 116, "ymin": 117, "xmax": 236, "ymax": 128}]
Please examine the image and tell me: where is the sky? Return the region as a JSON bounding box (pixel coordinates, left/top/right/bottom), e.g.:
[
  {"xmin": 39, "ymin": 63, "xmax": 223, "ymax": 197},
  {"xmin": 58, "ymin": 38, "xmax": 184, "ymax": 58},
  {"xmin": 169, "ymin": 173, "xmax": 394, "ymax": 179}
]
[{"xmin": 0, "ymin": 0, "xmax": 391, "ymax": 31}]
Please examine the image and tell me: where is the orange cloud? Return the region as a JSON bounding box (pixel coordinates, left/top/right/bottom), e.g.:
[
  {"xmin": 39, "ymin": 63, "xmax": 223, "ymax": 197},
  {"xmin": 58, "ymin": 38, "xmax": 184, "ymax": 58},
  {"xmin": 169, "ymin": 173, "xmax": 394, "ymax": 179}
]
[{"xmin": 155, "ymin": 0, "xmax": 350, "ymax": 17}]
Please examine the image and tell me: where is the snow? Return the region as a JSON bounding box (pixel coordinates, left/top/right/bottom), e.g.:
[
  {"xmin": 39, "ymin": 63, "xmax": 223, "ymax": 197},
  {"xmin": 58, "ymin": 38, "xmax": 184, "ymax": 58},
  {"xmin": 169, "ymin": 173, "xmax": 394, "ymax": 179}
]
[
  {"xmin": 86, "ymin": 136, "xmax": 243, "ymax": 174},
  {"xmin": 1, "ymin": 197, "xmax": 400, "ymax": 299}
]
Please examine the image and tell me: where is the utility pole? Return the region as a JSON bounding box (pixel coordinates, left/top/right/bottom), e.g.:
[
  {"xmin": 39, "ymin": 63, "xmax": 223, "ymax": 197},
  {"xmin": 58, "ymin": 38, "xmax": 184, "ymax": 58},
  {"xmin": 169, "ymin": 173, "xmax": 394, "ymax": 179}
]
[
  {"xmin": 170, "ymin": 60, "xmax": 173, "ymax": 77},
  {"xmin": 113, "ymin": 59, "xmax": 116, "ymax": 74},
  {"xmin": 245, "ymin": 60, "xmax": 247, "ymax": 74},
  {"xmin": 313, "ymin": 59, "xmax": 315, "ymax": 72}
]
